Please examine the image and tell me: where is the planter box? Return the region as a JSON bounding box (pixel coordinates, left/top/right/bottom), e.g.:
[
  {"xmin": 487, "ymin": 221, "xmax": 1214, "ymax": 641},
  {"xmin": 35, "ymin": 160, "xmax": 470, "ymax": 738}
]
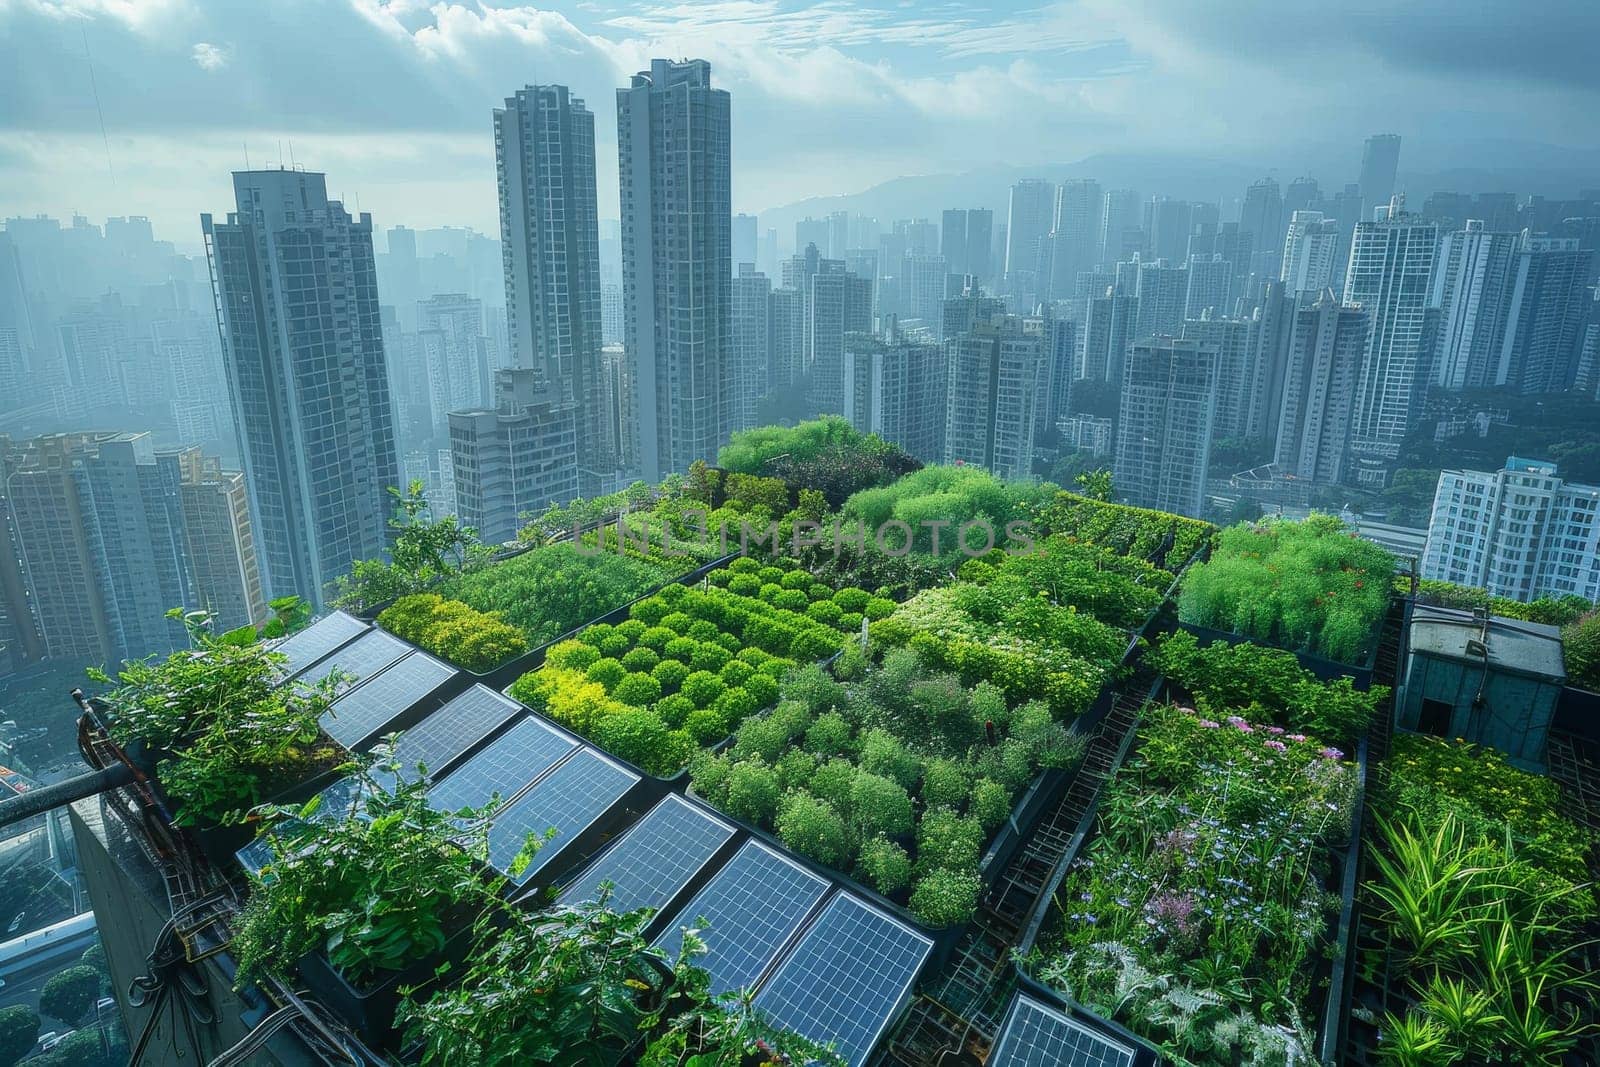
[
  {"xmin": 298, "ymin": 920, "xmax": 476, "ymax": 1049},
  {"xmin": 1178, "ymin": 621, "xmax": 1380, "ymax": 689}
]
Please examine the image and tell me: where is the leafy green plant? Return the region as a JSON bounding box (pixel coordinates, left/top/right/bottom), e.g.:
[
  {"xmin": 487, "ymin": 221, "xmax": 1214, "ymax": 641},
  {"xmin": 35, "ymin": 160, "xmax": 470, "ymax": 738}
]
[
  {"xmin": 0, "ymin": 1005, "xmax": 40, "ymax": 1067},
  {"xmin": 333, "ymin": 482, "xmax": 489, "ymax": 613},
  {"xmin": 378, "ymin": 593, "xmax": 529, "ymax": 672}
]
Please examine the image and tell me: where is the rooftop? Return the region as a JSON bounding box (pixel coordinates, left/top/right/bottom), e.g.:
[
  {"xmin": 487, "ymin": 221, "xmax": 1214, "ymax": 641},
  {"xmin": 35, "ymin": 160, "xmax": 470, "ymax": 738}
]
[{"xmin": 1408, "ymin": 603, "xmax": 1567, "ymax": 681}]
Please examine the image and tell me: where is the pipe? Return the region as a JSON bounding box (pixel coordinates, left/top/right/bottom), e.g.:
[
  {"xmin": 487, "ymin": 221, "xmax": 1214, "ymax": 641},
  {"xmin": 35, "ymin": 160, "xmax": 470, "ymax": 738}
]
[{"xmin": 0, "ymin": 764, "xmax": 135, "ymax": 828}]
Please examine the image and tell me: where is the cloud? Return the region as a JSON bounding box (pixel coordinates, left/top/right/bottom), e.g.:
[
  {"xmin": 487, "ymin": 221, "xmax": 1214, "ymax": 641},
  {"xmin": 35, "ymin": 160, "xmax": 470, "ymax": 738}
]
[{"xmin": 190, "ymin": 40, "xmax": 228, "ymax": 70}]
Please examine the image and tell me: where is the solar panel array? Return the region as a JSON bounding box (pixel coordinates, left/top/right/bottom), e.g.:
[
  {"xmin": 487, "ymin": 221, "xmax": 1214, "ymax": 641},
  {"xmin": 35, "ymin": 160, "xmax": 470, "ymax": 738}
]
[
  {"xmin": 753, "ymin": 894, "xmax": 933, "ymax": 1067},
  {"xmin": 273, "ymin": 611, "xmax": 368, "ymax": 677},
  {"xmin": 427, "ymin": 716, "xmax": 577, "ymax": 813},
  {"xmin": 489, "ymin": 749, "xmax": 638, "ymax": 885},
  {"xmin": 654, "ymin": 840, "xmax": 829, "ymax": 996},
  {"xmin": 989, "ymin": 995, "xmax": 1136, "ymax": 1067},
  {"xmin": 319, "ymin": 650, "xmax": 457, "ymax": 750},
  {"xmin": 295, "ymin": 629, "xmax": 411, "ymax": 690},
  {"xmin": 559, "ymin": 795, "xmax": 734, "ymax": 914},
  {"xmin": 368, "ymin": 684, "xmax": 521, "ymax": 793}
]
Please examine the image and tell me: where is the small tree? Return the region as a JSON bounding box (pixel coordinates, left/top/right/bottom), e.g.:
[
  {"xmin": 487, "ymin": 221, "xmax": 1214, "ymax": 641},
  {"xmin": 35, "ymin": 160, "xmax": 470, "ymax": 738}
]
[
  {"xmin": 1074, "ymin": 468, "xmax": 1115, "ymax": 502},
  {"xmin": 1563, "ymin": 611, "xmax": 1600, "ymax": 692},
  {"xmin": 40, "ymin": 965, "xmax": 100, "ymax": 1025},
  {"xmin": 0, "ymin": 1005, "xmax": 39, "ymax": 1066}
]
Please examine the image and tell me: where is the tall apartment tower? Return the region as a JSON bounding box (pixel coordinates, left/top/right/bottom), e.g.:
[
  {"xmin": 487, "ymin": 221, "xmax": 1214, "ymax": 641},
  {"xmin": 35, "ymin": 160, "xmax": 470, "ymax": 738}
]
[
  {"xmin": 1079, "ymin": 284, "xmax": 1139, "ymax": 384},
  {"xmin": 495, "ymin": 84, "xmax": 609, "ymax": 494},
  {"xmin": 1502, "ymin": 235, "xmax": 1594, "ymax": 394},
  {"xmin": 166, "ymin": 448, "xmax": 269, "ymax": 633},
  {"xmin": 1274, "ymin": 293, "xmax": 1368, "ymax": 485},
  {"xmin": 732, "ymin": 213, "xmax": 758, "ymax": 270},
  {"xmin": 448, "ymin": 369, "xmax": 580, "ymax": 545},
  {"xmin": 1180, "ymin": 316, "xmax": 1256, "ymax": 441},
  {"xmin": 1422, "ymin": 457, "xmax": 1600, "ymax": 603},
  {"xmin": 1279, "ymin": 211, "xmax": 1344, "ymax": 298},
  {"xmin": 1239, "ymin": 178, "xmax": 1285, "ymax": 281},
  {"xmin": 730, "ymin": 264, "xmax": 772, "ymax": 431},
  {"xmin": 945, "ymin": 315, "xmax": 1042, "ymax": 480},
  {"xmin": 804, "ymin": 261, "xmax": 872, "ymax": 418},
  {"xmin": 203, "ymin": 170, "xmax": 399, "ymax": 607},
  {"xmin": 1358, "ymin": 134, "xmax": 1403, "ymax": 219},
  {"xmin": 1133, "ymin": 258, "xmax": 1190, "ymax": 341},
  {"xmin": 1099, "ymin": 189, "xmax": 1143, "ymax": 269},
  {"xmin": 1430, "ymin": 221, "xmax": 1522, "ymax": 391},
  {"xmin": 1343, "ymin": 201, "xmax": 1437, "ymax": 480},
  {"xmin": 618, "ymin": 59, "xmax": 732, "ymax": 481},
  {"xmin": 1047, "ymin": 180, "xmax": 1104, "ymax": 302},
  {"xmin": 1004, "ymin": 179, "xmax": 1055, "ymax": 306},
  {"xmin": 843, "ymin": 322, "xmax": 947, "ymax": 463},
  {"xmin": 1114, "ymin": 337, "xmax": 1219, "ymax": 518},
  {"xmin": 941, "ymin": 209, "xmax": 969, "ymax": 277},
  {"xmin": 1184, "ymin": 254, "xmax": 1233, "ymax": 321}
]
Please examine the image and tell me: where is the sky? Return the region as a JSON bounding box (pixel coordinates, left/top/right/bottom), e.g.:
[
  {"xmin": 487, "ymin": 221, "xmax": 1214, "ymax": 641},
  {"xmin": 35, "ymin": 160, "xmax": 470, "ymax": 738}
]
[{"xmin": 2, "ymin": 0, "xmax": 1598, "ymax": 249}]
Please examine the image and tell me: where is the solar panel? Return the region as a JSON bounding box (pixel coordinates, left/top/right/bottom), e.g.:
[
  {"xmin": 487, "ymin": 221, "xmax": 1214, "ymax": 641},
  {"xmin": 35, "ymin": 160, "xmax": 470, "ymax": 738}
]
[
  {"xmin": 488, "ymin": 749, "xmax": 638, "ymax": 885},
  {"xmin": 319, "ymin": 650, "xmax": 457, "ymax": 750},
  {"xmin": 369, "ymin": 684, "xmax": 521, "ymax": 793},
  {"xmin": 234, "ymin": 776, "xmax": 371, "ymax": 876},
  {"xmin": 427, "ymin": 716, "xmax": 577, "ymax": 813},
  {"xmin": 273, "ymin": 611, "xmax": 368, "ymax": 677},
  {"xmin": 294, "ymin": 629, "xmax": 411, "ymax": 690},
  {"xmin": 654, "ymin": 840, "xmax": 828, "ymax": 996},
  {"xmin": 753, "ymin": 893, "xmax": 933, "ymax": 1067},
  {"xmin": 989, "ymin": 994, "xmax": 1136, "ymax": 1067},
  {"xmin": 558, "ymin": 795, "xmax": 734, "ymax": 914}
]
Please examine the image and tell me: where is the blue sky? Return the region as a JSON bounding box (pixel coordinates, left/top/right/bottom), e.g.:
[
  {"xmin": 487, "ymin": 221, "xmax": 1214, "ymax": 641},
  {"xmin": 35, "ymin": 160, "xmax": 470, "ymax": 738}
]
[{"xmin": 2, "ymin": 0, "xmax": 1596, "ymax": 246}]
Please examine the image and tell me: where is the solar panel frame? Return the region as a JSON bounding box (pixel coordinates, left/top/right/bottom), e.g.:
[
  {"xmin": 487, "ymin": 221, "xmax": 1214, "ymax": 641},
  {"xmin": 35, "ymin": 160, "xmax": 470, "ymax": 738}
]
[
  {"xmin": 988, "ymin": 994, "xmax": 1136, "ymax": 1067},
  {"xmin": 426, "ymin": 716, "xmax": 578, "ymax": 813},
  {"xmin": 369, "ymin": 684, "xmax": 522, "ymax": 793},
  {"xmin": 319, "ymin": 650, "xmax": 458, "ymax": 750},
  {"xmin": 487, "ymin": 748, "xmax": 639, "ymax": 885},
  {"xmin": 557, "ymin": 794, "xmax": 734, "ymax": 914},
  {"xmin": 293, "ymin": 629, "xmax": 411, "ymax": 691},
  {"xmin": 752, "ymin": 893, "xmax": 933, "ymax": 1067},
  {"xmin": 653, "ymin": 839, "xmax": 829, "ymax": 997},
  {"xmin": 272, "ymin": 611, "xmax": 369, "ymax": 677}
]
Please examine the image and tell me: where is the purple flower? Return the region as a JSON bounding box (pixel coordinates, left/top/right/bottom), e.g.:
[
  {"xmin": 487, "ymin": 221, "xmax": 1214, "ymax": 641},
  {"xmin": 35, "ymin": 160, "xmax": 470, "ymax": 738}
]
[
  {"xmin": 1264, "ymin": 739, "xmax": 1287, "ymax": 752},
  {"xmin": 1199, "ymin": 719, "xmax": 1220, "ymax": 729},
  {"xmin": 1265, "ymin": 726, "xmax": 1285, "ymax": 735},
  {"xmin": 1319, "ymin": 746, "xmax": 1344, "ymax": 760},
  {"xmin": 1288, "ymin": 734, "xmax": 1308, "ymax": 743}
]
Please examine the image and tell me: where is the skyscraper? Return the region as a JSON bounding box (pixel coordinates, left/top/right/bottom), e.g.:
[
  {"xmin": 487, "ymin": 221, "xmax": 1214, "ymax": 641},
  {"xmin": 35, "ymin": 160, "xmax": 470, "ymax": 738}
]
[
  {"xmin": 1501, "ymin": 235, "xmax": 1594, "ymax": 393},
  {"xmin": 732, "ymin": 213, "xmax": 758, "ymax": 270},
  {"xmin": 1430, "ymin": 221, "xmax": 1522, "ymax": 391},
  {"xmin": 965, "ymin": 208, "xmax": 994, "ymax": 284},
  {"xmin": 1274, "ymin": 293, "xmax": 1367, "ymax": 485},
  {"xmin": 1184, "ymin": 254, "xmax": 1233, "ymax": 321},
  {"xmin": 1004, "ymin": 179, "xmax": 1055, "ymax": 306},
  {"xmin": 1239, "ymin": 178, "xmax": 1284, "ymax": 281},
  {"xmin": 1114, "ymin": 337, "xmax": 1219, "ymax": 518},
  {"xmin": 941, "ymin": 209, "xmax": 969, "ymax": 277},
  {"xmin": 1279, "ymin": 211, "xmax": 1344, "ymax": 298},
  {"xmin": 1180, "ymin": 316, "xmax": 1256, "ymax": 440},
  {"xmin": 1344, "ymin": 201, "xmax": 1437, "ymax": 480},
  {"xmin": 1133, "ymin": 258, "xmax": 1189, "ymax": 341},
  {"xmin": 1046, "ymin": 180, "xmax": 1103, "ymax": 302},
  {"xmin": 1099, "ymin": 189, "xmax": 1143, "ymax": 268},
  {"xmin": 803, "ymin": 260, "xmax": 872, "ymax": 418},
  {"xmin": 618, "ymin": 59, "xmax": 733, "ymax": 481},
  {"xmin": 1079, "ymin": 283, "xmax": 1138, "ymax": 384},
  {"xmin": 843, "ymin": 322, "xmax": 947, "ymax": 463},
  {"xmin": 945, "ymin": 315, "xmax": 1042, "ymax": 479},
  {"xmin": 495, "ymin": 84, "xmax": 609, "ymax": 494},
  {"xmin": 730, "ymin": 264, "xmax": 772, "ymax": 431},
  {"xmin": 1145, "ymin": 198, "xmax": 1193, "ymax": 265},
  {"xmin": 203, "ymin": 169, "xmax": 399, "ymax": 606},
  {"xmin": 1358, "ymin": 134, "xmax": 1403, "ymax": 220}
]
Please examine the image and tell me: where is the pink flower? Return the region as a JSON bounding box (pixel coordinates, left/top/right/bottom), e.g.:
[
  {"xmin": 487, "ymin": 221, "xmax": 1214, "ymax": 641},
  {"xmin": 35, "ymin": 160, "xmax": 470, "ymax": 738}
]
[
  {"xmin": 1198, "ymin": 720, "xmax": 1220, "ymax": 729},
  {"xmin": 1264, "ymin": 739, "xmax": 1287, "ymax": 752},
  {"xmin": 1265, "ymin": 726, "xmax": 1285, "ymax": 735},
  {"xmin": 1288, "ymin": 734, "xmax": 1308, "ymax": 743},
  {"xmin": 1319, "ymin": 747, "xmax": 1344, "ymax": 760},
  {"xmin": 1231, "ymin": 720, "xmax": 1253, "ymax": 733}
]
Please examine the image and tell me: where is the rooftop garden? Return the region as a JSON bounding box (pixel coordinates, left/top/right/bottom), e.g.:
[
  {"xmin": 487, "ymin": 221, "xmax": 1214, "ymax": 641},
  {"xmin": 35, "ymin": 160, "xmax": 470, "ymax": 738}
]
[
  {"xmin": 1030, "ymin": 490, "xmax": 1215, "ymax": 572},
  {"xmin": 689, "ymin": 649, "xmax": 1084, "ymax": 927},
  {"xmin": 718, "ymin": 416, "xmax": 920, "ymax": 506},
  {"xmin": 1359, "ymin": 735, "xmax": 1600, "ymax": 1064},
  {"xmin": 1179, "ymin": 514, "xmax": 1394, "ymax": 665}
]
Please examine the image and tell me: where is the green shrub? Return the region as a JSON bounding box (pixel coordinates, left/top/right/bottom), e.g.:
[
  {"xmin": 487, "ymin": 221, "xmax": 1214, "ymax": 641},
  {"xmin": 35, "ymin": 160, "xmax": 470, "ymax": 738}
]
[
  {"xmin": 727, "ymin": 573, "xmax": 763, "ymax": 597},
  {"xmin": 806, "ymin": 600, "xmax": 844, "ymax": 626},
  {"xmin": 724, "ymin": 760, "xmax": 782, "ymax": 823},
  {"xmin": 655, "ymin": 694, "xmax": 694, "ymax": 729},
  {"xmin": 681, "ymin": 670, "xmax": 726, "ymax": 708},
  {"xmin": 785, "ymin": 665, "xmax": 847, "ymax": 714},
  {"xmin": 1564, "ymin": 611, "xmax": 1600, "ymax": 691},
  {"xmin": 910, "ymin": 868, "xmax": 981, "ymax": 927},
  {"xmin": 661, "ymin": 611, "xmax": 694, "ymax": 633},
  {"xmin": 585, "ymin": 657, "xmax": 627, "ymax": 692},
  {"xmin": 664, "ymin": 637, "xmax": 698, "ymax": 663},
  {"xmin": 593, "ymin": 708, "xmax": 677, "ymax": 775},
  {"xmin": 378, "ymin": 594, "xmax": 530, "ymax": 672},
  {"xmin": 917, "ymin": 809, "xmax": 983, "ymax": 873},
  {"xmin": 807, "ymin": 758, "xmax": 857, "ymax": 818},
  {"xmin": 613, "ymin": 672, "xmax": 663, "ymax": 707},
  {"xmin": 780, "ymin": 571, "xmax": 812, "ymax": 591},
  {"xmin": 834, "ymin": 587, "xmax": 872, "ymax": 614},
  {"xmin": 921, "ymin": 759, "xmax": 969, "ymax": 811},
  {"xmin": 546, "ymin": 639, "xmax": 601, "ymax": 672},
  {"xmin": 732, "ymin": 715, "xmax": 789, "ymax": 764},
  {"xmin": 690, "ymin": 642, "xmax": 732, "ymax": 673},
  {"xmin": 860, "ymin": 728, "xmax": 921, "ymax": 789},
  {"xmin": 651, "ymin": 658, "xmax": 690, "ymax": 693},
  {"xmin": 719, "ymin": 659, "xmax": 755, "ymax": 688},
  {"xmin": 630, "ymin": 598, "xmax": 669, "ymax": 625},
  {"xmin": 639, "ymin": 625, "xmax": 676, "ymax": 651},
  {"xmin": 775, "ymin": 748, "xmax": 817, "ymax": 792},
  {"xmin": 598, "ymin": 633, "xmax": 630, "ymax": 658},
  {"xmin": 970, "ymin": 779, "xmax": 1011, "ymax": 832},
  {"xmin": 776, "ymin": 793, "xmax": 849, "ymax": 867},
  {"xmin": 687, "ymin": 619, "xmax": 721, "ymax": 643},
  {"xmin": 684, "ymin": 708, "xmax": 730, "ymax": 745},
  {"xmin": 620, "ymin": 647, "xmax": 659, "ymax": 673},
  {"xmin": 865, "ymin": 597, "xmax": 897, "ymax": 621},
  {"xmin": 850, "ymin": 771, "xmax": 913, "ymax": 838},
  {"xmin": 578, "ymin": 623, "xmax": 613, "ymax": 647},
  {"xmin": 688, "ymin": 751, "xmax": 732, "ymax": 805},
  {"xmin": 805, "ymin": 711, "xmax": 854, "ymax": 757},
  {"xmin": 858, "ymin": 837, "xmax": 912, "ymax": 895}
]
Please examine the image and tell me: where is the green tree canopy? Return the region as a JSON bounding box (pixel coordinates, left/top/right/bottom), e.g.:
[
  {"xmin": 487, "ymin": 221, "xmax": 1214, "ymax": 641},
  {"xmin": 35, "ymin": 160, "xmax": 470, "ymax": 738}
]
[{"xmin": 40, "ymin": 965, "xmax": 100, "ymax": 1025}]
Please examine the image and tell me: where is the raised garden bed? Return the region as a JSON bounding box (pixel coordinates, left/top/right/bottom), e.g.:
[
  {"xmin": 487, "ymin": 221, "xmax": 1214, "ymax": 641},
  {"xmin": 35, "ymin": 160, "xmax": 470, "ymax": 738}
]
[{"xmin": 1031, "ymin": 490, "xmax": 1215, "ymax": 572}]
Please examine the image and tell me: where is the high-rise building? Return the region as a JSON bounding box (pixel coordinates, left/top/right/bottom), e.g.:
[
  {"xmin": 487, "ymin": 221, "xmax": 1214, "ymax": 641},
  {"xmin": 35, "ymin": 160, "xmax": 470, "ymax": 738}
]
[
  {"xmin": 1099, "ymin": 189, "xmax": 1143, "ymax": 269},
  {"xmin": 1274, "ymin": 292, "xmax": 1368, "ymax": 485},
  {"xmin": 1358, "ymin": 134, "xmax": 1403, "ymax": 220},
  {"xmin": 730, "ymin": 265, "xmax": 771, "ymax": 431},
  {"xmin": 795, "ymin": 217, "xmax": 829, "ymax": 257},
  {"xmin": 1046, "ymin": 180, "xmax": 1103, "ymax": 302},
  {"xmin": 1422, "ymin": 457, "xmax": 1600, "ymax": 603},
  {"xmin": 418, "ymin": 293, "xmax": 490, "ymax": 439},
  {"xmin": 803, "ymin": 261, "xmax": 872, "ymax": 418},
  {"xmin": 769, "ymin": 286, "xmax": 806, "ymax": 393},
  {"xmin": 941, "ymin": 291, "xmax": 1006, "ymax": 344},
  {"xmin": 1079, "ymin": 283, "xmax": 1138, "ymax": 384},
  {"xmin": 601, "ymin": 282, "xmax": 624, "ymax": 346},
  {"xmin": 732, "ymin": 213, "xmax": 758, "ymax": 270},
  {"xmin": 1279, "ymin": 211, "xmax": 1344, "ymax": 298},
  {"xmin": 941, "ymin": 209, "xmax": 969, "ymax": 277},
  {"xmin": 1188, "ymin": 221, "xmax": 1255, "ymax": 308},
  {"xmin": 965, "ymin": 208, "xmax": 994, "ymax": 284},
  {"xmin": 495, "ymin": 84, "xmax": 609, "ymax": 494},
  {"xmin": 1114, "ymin": 337, "xmax": 1219, "ymax": 517},
  {"xmin": 1344, "ymin": 201, "xmax": 1437, "ymax": 480},
  {"xmin": 1004, "ymin": 179, "xmax": 1055, "ymax": 305},
  {"xmin": 902, "ymin": 253, "xmax": 949, "ymax": 338},
  {"xmin": 1430, "ymin": 221, "xmax": 1522, "ymax": 391},
  {"xmin": 0, "ymin": 433, "xmax": 263, "ymax": 671},
  {"xmin": 1145, "ymin": 198, "xmax": 1193, "ymax": 264},
  {"xmin": 1501, "ymin": 235, "xmax": 1594, "ymax": 394},
  {"xmin": 1180, "ymin": 316, "xmax": 1255, "ymax": 441},
  {"xmin": 1184, "ymin": 254, "xmax": 1233, "ymax": 321},
  {"xmin": 1035, "ymin": 315, "xmax": 1078, "ymax": 441},
  {"xmin": 843, "ymin": 322, "xmax": 947, "ymax": 463},
  {"xmin": 945, "ymin": 315, "xmax": 1042, "ymax": 479},
  {"xmin": 1133, "ymin": 258, "xmax": 1189, "ymax": 341},
  {"xmin": 1239, "ymin": 178, "xmax": 1284, "ymax": 281},
  {"xmin": 203, "ymin": 169, "xmax": 399, "ymax": 607},
  {"xmin": 448, "ymin": 368, "xmax": 580, "ymax": 545},
  {"xmin": 618, "ymin": 59, "xmax": 733, "ymax": 481}
]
